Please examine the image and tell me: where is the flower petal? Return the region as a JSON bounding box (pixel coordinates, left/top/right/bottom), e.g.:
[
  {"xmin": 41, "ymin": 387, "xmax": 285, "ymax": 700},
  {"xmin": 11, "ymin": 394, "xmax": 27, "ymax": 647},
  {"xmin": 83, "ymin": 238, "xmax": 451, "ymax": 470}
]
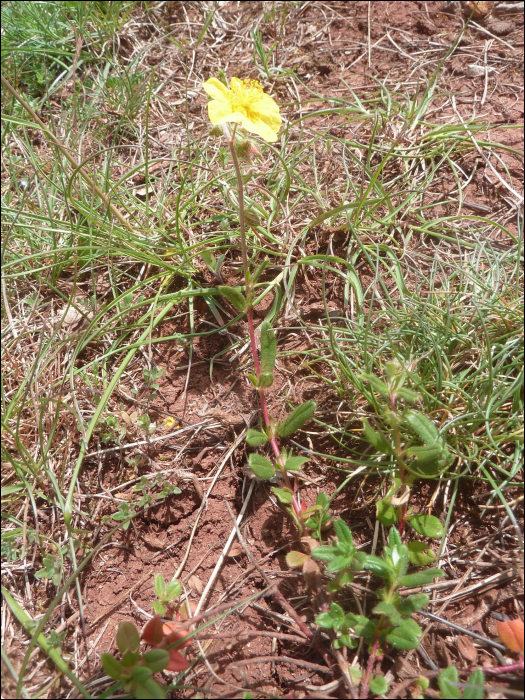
[
  {"xmin": 202, "ymin": 77, "xmax": 231, "ymax": 103},
  {"xmin": 240, "ymin": 116, "xmax": 279, "ymax": 142},
  {"xmin": 208, "ymin": 101, "xmax": 243, "ymax": 126}
]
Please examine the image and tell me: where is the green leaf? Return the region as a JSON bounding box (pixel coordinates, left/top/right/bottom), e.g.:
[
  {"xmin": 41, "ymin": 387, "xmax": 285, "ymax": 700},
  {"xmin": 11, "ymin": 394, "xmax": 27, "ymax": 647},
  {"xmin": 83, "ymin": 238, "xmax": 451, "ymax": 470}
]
[
  {"xmin": 315, "ymin": 603, "xmax": 345, "ymax": 629},
  {"xmin": 399, "ymin": 568, "xmax": 444, "ymax": 587},
  {"xmin": 117, "ymin": 621, "xmax": 140, "ymax": 654},
  {"xmin": 165, "ymin": 580, "xmax": 182, "ymax": 598},
  {"xmin": 257, "ymin": 371, "xmax": 274, "ymax": 388},
  {"xmin": 363, "ymin": 555, "xmax": 392, "ymax": 580},
  {"xmin": 122, "ymin": 649, "xmax": 140, "ymax": 668},
  {"xmin": 217, "ymin": 285, "xmax": 246, "ymax": 312},
  {"xmin": 310, "ymin": 545, "xmax": 338, "ymax": 561},
  {"xmin": 369, "ymin": 676, "xmax": 389, "ymax": 695},
  {"xmin": 408, "ymin": 514, "xmax": 444, "ymax": 538},
  {"xmin": 200, "ymin": 249, "xmax": 216, "ymax": 274},
  {"xmin": 142, "ymin": 649, "xmax": 170, "ymax": 673},
  {"xmin": 396, "ymin": 387, "xmax": 420, "ymax": 402},
  {"xmin": 277, "ymin": 401, "xmax": 316, "ymax": 437},
  {"xmin": 397, "ymin": 593, "xmax": 429, "ymax": 615},
  {"xmin": 372, "ymin": 601, "xmax": 397, "ymax": 617},
  {"xmin": 134, "ymin": 678, "xmax": 166, "ymax": 699},
  {"xmin": 437, "ymin": 667, "xmax": 461, "ymax": 699},
  {"xmin": 403, "ymin": 410, "xmax": 438, "ymax": 444},
  {"xmin": 353, "ymin": 615, "xmax": 375, "ymax": 641},
  {"xmin": 363, "ymin": 418, "xmax": 393, "ymax": 454},
  {"xmin": 247, "ymin": 373, "xmax": 259, "ymax": 387},
  {"xmin": 376, "ymin": 499, "xmax": 397, "ymax": 527},
  {"xmin": 406, "ymin": 444, "xmax": 447, "ymax": 474},
  {"xmin": 246, "ymin": 429, "xmax": 268, "ymax": 446},
  {"xmin": 132, "ymin": 666, "xmax": 153, "ymax": 683},
  {"xmin": 271, "ymin": 486, "xmax": 293, "ymax": 504},
  {"xmin": 260, "ymin": 321, "xmax": 277, "ymax": 375},
  {"xmin": 326, "ymin": 555, "xmax": 354, "ymax": 573},
  {"xmin": 283, "ymin": 455, "xmax": 309, "ymax": 471},
  {"xmin": 407, "ymin": 541, "xmax": 435, "ymax": 566},
  {"xmin": 286, "ymin": 551, "xmax": 309, "ymax": 568},
  {"xmin": 388, "ymin": 527, "xmax": 402, "ymax": 547},
  {"xmin": 248, "ymin": 453, "xmax": 275, "ymax": 480},
  {"xmin": 152, "ymin": 601, "xmax": 166, "ymax": 616},
  {"xmin": 386, "ymin": 618, "xmax": 423, "ymax": 650},
  {"xmin": 154, "ymin": 573, "xmax": 165, "ymax": 599},
  {"xmin": 101, "ymin": 653, "xmax": 124, "ymax": 681},
  {"xmin": 360, "ymin": 372, "xmax": 390, "ymax": 397},
  {"xmin": 333, "ymin": 518, "xmax": 354, "ymax": 545},
  {"xmin": 463, "ymin": 668, "xmax": 485, "ymax": 700}
]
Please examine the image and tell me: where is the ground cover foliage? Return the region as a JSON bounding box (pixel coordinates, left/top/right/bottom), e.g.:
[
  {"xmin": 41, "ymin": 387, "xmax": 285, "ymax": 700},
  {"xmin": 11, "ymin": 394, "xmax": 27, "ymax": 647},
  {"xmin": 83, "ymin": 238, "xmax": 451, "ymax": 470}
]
[{"xmin": 1, "ymin": 1, "xmax": 523, "ymax": 698}]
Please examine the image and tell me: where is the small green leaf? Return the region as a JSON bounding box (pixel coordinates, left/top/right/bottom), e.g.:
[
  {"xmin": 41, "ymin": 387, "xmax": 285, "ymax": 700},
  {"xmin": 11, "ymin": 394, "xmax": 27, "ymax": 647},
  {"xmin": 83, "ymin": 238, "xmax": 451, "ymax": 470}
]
[
  {"xmin": 399, "ymin": 568, "xmax": 444, "ymax": 587},
  {"xmin": 283, "ymin": 455, "xmax": 309, "ymax": 471},
  {"xmin": 101, "ymin": 653, "xmax": 124, "ymax": 681},
  {"xmin": 369, "ymin": 675, "xmax": 389, "ymax": 695},
  {"xmin": 404, "ymin": 410, "xmax": 439, "ymax": 444},
  {"xmin": 154, "ymin": 573, "xmax": 166, "ymax": 599},
  {"xmin": 121, "ymin": 649, "xmax": 140, "ymax": 668},
  {"xmin": 408, "ymin": 514, "xmax": 444, "ymax": 538},
  {"xmin": 396, "ymin": 387, "xmax": 420, "ymax": 402},
  {"xmin": 333, "ymin": 519, "xmax": 353, "ymax": 545},
  {"xmin": 310, "ymin": 545, "xmax": 338, "ymax": 561},
  {"xmin": 271, "ymin": 486, "xmax": 293, "ymax": 504},
  {"xmin": 437, "ymin": 666, "xmax": 461, "ymax": 699},
  {"xmin": 260, "ymin": 321, "xmax": 277, "ymax": 375},
  {"xmin": 217, "ymin": 285, "xmax": 246, "ymax": 312},
  {"xmin": 326, "ymin": 555, "xmax": 355, "ymax": 573},
  {"xmin": 386, "ymin": 618, "xmax": 423, "ymax": 650},
  {"xmin": 315, "ymin": 602, "xmax": 345, "ymax": 629},
  {"xmin": 360, "ymin": 372, "xmax": 390, "ymax": 397},
  {"xmin": 463, "ymin": 668, "xmax": 485, "ymax": 700},
  {"xmin": 116, "ymin": 621, "xmax": 140, "ymax": 654},
  {"xmin": 247, "ymin": 373, "xmax": 259, "ymax": 387},
  {"xmin": 363, "ymin": 555, "xmax": 392, "ymax": 580},
  {"xmin": 277, "ymin": 401, "xmax": 316, "ymax": 437},
  {"xmin": 142, "ymin": 649, "xmax": 170, "ymax": 673},
  {"xmin": 407, "ymin": 541, "xmax": 435, "ymax": 566},
  {"xmin": 248, "ymin": 453, "xmax": 275, "ymax": 480},
  {"xmin": 376, "ymin": 499, "xmax": 398, "ymax": 527},
  {"xmin": 372, "ymin": 601, "xmax": 396, "ymax": 617},
  {"xmin": 363, "ymin": 418, "xmax": 393, "ymax": 454},
  {"xmin": 165, "ymin": 580, "xmax": 182, "ymax": 598},
  {"xmin": 258, "ymin": 371, "xmax": 274, "ymax": 388},
  {"xmin": 132, "ymin": 666, "xmax": 153, "ymax": 683},
  {"xmin": 406, "ymin": 444, "xmax": 447, "ymax": 474},
  {"xmin": 397, "ymin": 593, "xmax": 429, "ymax": 615},
  {"xmin": 388, "ymin": 527, "xmax": 402, "ymax": 547},
  {"xmin": 286, "ymin": 551, "xmax": 310, "ymax": 568},
  {"xmin": 246, "ymin": 429, "xmax": 268, "ymax": 446},
  {"xmin": 201, "ymin": 249, "xmax": 216, "ymax": 273},
  {"xmin": 134, "ymin": 677, "xmax": 166, "ymax": 699},
  {"xmin": 152, "ymin": 601, "xmax": 166, "ymax": 616}
]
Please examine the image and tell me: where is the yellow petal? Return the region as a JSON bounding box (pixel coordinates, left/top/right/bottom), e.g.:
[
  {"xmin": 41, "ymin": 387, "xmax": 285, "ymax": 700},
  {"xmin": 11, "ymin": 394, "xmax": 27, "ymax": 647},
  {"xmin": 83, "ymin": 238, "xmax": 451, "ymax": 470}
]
[
  {"xmin": 240, "ymin": 116, "xmax": 278, "ymax": 142},
  {"xmin": 208, "ymin": 101, "xmax": 244, "ymax": 126},
  {"xmin": 202, "ymin": 77, "xmax": 231, "ymax": 103}
]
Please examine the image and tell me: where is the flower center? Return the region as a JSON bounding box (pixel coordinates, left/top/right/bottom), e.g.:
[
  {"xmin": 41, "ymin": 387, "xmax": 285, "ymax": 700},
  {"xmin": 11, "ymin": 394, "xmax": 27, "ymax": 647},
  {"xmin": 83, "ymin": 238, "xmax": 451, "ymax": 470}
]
[{"xmin": 230, "ymin": 79, "xmax": 263, "ymax": 114}]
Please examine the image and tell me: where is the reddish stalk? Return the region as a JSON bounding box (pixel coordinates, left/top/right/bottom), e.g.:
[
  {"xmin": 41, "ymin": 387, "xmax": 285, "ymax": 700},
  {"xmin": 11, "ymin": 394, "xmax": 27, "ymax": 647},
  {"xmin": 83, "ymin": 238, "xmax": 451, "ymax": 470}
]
[{"xmin": 226, "ymin": 126, "xmax": 291, "ymax": 488}]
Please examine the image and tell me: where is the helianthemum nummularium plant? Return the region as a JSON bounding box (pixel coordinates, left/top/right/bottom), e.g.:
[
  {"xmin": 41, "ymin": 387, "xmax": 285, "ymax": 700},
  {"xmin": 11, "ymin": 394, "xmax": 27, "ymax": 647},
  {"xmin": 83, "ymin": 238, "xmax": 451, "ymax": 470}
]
[{"xmin": 202, "ymin": 75, "xmax": 316, "ymax": 514}]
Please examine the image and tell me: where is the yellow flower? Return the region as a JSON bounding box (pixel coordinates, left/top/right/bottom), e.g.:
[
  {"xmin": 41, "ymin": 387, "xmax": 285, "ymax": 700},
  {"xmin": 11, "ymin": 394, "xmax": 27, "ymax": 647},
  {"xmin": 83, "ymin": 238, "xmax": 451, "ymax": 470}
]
[
  {"xmin": 202, "ymin": 77, "xmax": 281, "ymax": 143},
  {"xmin": 164, "ymin": 417, "xmax": 178, "ymax": 429}
]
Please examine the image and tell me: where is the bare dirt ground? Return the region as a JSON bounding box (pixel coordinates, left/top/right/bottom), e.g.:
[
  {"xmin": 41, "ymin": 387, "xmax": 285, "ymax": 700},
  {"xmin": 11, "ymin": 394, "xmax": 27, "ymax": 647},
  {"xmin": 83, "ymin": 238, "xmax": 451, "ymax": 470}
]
[{"xmin": 2, "ymin": 2, "xmax": 524, "ymax": 699}]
